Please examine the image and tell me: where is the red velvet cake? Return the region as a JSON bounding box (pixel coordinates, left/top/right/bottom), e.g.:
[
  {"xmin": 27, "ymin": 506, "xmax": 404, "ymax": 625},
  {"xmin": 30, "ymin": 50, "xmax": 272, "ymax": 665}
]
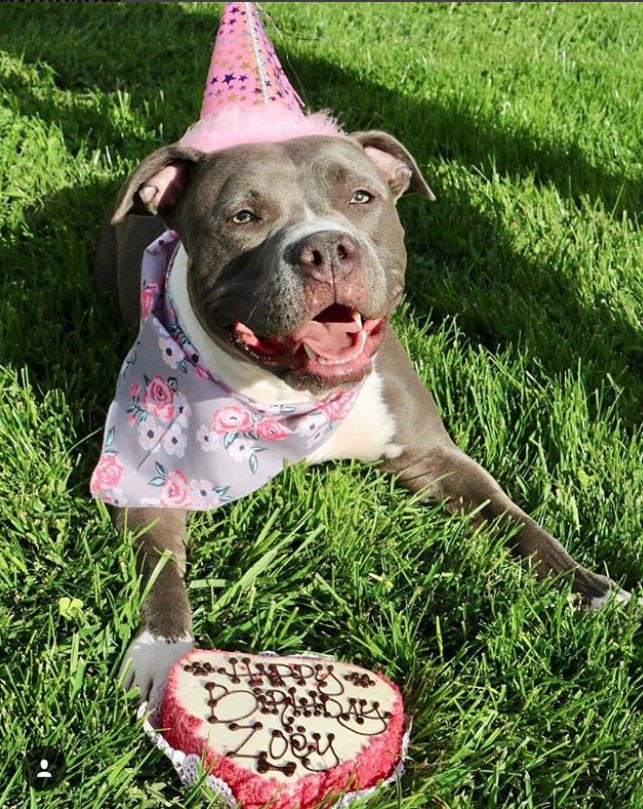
[{"xmin": 159, "ymin": 649, "xmax": 407, "ymax": 809}]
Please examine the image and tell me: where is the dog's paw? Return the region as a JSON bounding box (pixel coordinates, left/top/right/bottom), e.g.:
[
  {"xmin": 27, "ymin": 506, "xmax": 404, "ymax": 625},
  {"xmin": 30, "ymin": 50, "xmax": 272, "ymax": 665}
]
[
  {"xmin": 589, "ymin": 587, "xmax": 639, "ymax": 611},
  {"xmin": 119, "ymin": 630, "xmax": 194, "ymax": 707}
]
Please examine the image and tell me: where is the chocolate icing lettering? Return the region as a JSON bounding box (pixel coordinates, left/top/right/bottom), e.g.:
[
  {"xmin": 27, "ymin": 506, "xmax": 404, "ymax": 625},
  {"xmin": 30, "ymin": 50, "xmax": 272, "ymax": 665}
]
[
  {"xmin": 269, "ymin": 729, "xmax": 289, "ymax": 760},
  {"xmin": 257, "ymin": 751, "xmax": 296, "ymax": 776},
  {"xmin": 217, "ymin": 656, "xmax": 241, "ymax": 684},
  {"xmin": 189, "ymin": 655, "xmax": 393, "ymax": 779},
  {"xmin": 227, "ymin": 721, "xmax": 264, "ymax": 757},
  {"xmin": 344, "ymin": 671, "xmax": 376, "ymax": 688}
]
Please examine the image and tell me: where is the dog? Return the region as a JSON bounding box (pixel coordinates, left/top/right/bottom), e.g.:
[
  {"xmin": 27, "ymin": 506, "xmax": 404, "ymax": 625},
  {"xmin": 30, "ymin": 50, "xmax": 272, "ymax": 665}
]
[{"xmin": 94, "ymin": 130, "xmax": 630, "ymax": 704}]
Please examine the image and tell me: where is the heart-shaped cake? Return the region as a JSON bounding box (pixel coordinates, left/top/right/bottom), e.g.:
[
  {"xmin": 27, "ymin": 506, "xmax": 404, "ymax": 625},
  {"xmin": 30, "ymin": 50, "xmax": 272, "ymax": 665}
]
[{"xmin": 159, "ymin": 649, "xmax": 407, "ymax": 809}]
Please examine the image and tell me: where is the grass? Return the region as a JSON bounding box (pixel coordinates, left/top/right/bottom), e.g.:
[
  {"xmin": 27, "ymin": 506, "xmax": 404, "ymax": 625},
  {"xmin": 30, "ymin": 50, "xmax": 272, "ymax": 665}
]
[{"xmin": 0, "ymin": 2, "xmax": 642, "ymax": 807}]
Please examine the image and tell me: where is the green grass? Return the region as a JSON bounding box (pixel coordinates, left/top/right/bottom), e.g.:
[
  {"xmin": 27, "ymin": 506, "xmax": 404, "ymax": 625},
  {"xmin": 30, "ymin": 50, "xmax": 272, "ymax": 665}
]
[{"xmin": 1, "ymin": 2, "xmax": 642, "ymax": 807}]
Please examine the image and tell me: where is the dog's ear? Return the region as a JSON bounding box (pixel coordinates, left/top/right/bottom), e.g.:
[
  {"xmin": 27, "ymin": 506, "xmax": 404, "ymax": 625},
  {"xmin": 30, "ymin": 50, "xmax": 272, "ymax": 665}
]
[
  {"xmin": 351, "ymin": 131, "xmax": 435, "ymax": 202},
  {"xmin": 111, "ymin": 144, "xmax": 204, "ymax": 225}
]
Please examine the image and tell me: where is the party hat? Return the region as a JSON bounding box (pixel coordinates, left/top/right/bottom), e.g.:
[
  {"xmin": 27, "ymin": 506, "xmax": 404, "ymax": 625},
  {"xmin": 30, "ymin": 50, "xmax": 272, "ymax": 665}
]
[
  {"xmin": 180, "ymin": 2, "xmax": 342, "ymax": 154},
  {"xmin": 200, "ymin": 1, "xmax": 304, "ymax": 117}
]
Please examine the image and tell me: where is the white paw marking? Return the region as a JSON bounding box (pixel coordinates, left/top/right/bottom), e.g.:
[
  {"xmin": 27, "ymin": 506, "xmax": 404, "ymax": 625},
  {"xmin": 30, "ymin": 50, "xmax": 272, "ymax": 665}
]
[
  {"xmin": 120, "ymin": 629, "xmax": 194, "ymax": 707},
  {"xmin": 589, "ymin": 588, "xmax": 633, "ymax": 610}
]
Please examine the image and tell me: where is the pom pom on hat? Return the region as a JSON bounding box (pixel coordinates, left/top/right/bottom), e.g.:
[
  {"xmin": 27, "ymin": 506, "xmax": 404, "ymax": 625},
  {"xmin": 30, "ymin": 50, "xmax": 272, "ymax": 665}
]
[{"xmin": 180, "ymin": 105, "xmax": 342, "ymax": 153}]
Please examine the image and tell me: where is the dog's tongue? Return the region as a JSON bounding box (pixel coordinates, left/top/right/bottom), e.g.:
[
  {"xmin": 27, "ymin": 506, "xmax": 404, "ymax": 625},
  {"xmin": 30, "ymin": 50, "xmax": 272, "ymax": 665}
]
[{"xmin": 290, "ymin": 305, "xmax": 362, "ymax": 359}]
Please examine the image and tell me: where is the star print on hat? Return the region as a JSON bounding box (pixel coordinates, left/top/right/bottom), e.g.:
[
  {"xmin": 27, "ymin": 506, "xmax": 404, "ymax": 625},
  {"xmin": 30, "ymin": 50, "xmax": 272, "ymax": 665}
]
[
  {"xmin": 200, "ymin": 1, "xmax": 304, "ymax": 116},
  {"xmin": 180, "ymin": 2, "xmax": 342, "ymax": 154}
]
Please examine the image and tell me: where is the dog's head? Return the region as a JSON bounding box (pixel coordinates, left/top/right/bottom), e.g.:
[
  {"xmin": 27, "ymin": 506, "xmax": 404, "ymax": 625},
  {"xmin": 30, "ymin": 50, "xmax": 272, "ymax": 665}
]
[{"xmin": 112, "ymin": 132, "xmax": 433, "ymax": 392}]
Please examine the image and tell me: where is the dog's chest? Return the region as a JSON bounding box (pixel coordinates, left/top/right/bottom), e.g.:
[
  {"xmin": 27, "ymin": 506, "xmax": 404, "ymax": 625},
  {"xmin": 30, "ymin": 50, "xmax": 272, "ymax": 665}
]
[
  {"xmin": 305, "ymin": 369, "xmax": 401, "ymax": 464},
  {"xmin": 190, "ymin": 358, "xmax": 401, "ymax": 465},
  {"xmin": 198, "ymin": 360, "xmax": 402, "ymax": 465}
]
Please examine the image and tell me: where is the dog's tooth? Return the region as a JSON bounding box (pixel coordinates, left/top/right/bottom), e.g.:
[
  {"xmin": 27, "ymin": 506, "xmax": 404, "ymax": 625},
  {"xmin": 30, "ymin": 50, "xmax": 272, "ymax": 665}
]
[
  {"xmin": 303, "ymin": 344, "xmax": 318, "ymax": 361},
  {"xmin": 352, "ymin": 309, "xmax": 363, "ymax": 327}
]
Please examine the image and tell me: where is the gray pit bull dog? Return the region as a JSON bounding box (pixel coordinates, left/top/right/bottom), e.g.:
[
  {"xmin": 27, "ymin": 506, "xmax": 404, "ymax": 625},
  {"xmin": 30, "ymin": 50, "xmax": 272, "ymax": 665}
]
[{"xmin": 94, "ymin": 130, "xmax": 631, "ymax": 703}]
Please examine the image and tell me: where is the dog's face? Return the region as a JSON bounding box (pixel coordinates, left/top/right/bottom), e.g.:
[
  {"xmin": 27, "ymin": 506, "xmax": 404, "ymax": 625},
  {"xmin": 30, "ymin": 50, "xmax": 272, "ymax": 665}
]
[{"xmin": 113, "ymin": 132, "xmax": 433, "ymax": 392}]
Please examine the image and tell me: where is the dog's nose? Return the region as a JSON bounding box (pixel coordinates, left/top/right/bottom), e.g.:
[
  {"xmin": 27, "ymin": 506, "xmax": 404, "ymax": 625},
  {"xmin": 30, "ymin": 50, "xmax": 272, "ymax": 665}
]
[{"xmin": 295, "ymin": 231, "xmax": 360, "ymax": 280}]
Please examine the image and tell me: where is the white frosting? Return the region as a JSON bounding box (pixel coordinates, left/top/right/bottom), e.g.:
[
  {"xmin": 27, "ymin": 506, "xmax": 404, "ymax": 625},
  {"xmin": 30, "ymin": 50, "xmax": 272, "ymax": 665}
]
[{"xmin": 165, "ymin": 651, "xmax": 400, "ymax": 784}]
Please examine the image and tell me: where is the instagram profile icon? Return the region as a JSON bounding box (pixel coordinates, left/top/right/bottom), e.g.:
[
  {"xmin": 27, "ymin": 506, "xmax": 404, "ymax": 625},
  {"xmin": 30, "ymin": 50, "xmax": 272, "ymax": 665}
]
[{"xmin": 23, "ymin": 747, "xmax": 66, "ymax": 791}]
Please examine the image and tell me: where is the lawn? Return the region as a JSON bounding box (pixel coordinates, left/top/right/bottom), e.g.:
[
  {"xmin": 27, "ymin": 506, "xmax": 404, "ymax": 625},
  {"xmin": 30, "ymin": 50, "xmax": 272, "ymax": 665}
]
[{"xmin": 1, "ymin": 2, "xmax": 642, "ymax": 807}]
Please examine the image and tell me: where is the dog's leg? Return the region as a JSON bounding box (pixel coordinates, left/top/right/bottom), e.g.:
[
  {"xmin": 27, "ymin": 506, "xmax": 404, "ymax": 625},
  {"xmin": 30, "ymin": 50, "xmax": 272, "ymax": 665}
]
[
  {"xmin": 93, "ymin": 206, "xmax": 165, "ymax": 326},
  {"xmin": 379, "ymin": 332, "xmax": 629, "ymax": 607},
  {"xmin": 390, "ymin": 442, "xmax": 627, "ymax": 605},
  {"xmin": 93, "ymin": 205, "xmax": 119, "ymax": 294},
  {"xmin": 117, "ymin": 508, "xmax": 194, "ymax": 704}
]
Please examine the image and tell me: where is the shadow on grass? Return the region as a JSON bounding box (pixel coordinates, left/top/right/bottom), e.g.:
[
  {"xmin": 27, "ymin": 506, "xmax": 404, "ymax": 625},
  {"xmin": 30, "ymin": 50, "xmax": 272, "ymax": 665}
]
[{"xmin": 2, "ymin": 3, "xmax": 641, "ymax": 430}]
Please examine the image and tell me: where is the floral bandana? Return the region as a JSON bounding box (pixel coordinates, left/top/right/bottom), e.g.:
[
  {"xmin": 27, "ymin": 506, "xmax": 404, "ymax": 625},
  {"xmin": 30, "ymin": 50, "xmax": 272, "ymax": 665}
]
[{"xmin": 90, "ymin": 231, "xmax": 357, "ymax": 510}]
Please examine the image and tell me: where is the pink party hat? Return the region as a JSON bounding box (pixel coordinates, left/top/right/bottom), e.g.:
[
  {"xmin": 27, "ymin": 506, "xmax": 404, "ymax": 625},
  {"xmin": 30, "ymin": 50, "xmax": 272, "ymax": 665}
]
[{"xmin": 180, "ymin": 2, "xmax": 342, "ymax": 154}]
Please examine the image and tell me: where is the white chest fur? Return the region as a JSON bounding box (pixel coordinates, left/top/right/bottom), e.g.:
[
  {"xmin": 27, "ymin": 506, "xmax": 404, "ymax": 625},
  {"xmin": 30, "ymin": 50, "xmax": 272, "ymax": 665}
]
[
  {"xmin": 168, "ymin": 245, "xmax": 401, "ymax": 464},
  {"xmin": 305, "ymin": 370, "xmax": 401, "ymax": 464}
]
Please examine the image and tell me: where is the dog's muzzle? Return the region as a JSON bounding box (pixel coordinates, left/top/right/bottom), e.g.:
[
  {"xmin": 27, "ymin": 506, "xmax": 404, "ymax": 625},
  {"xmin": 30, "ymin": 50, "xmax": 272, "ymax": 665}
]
[{"xmin": 228, "ymin": 229, "xmax": 390, "ymax": 387}]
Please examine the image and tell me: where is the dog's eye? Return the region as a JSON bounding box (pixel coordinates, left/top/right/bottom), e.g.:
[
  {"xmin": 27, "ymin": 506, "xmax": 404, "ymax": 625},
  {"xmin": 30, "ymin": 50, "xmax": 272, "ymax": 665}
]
[
  {"xmin": 231, "ymin": 210, "xmax": 256, "ymax": 224},
  {"xmin": 350, "ymin": 190, "xmax": 372, "ymax": 204}
]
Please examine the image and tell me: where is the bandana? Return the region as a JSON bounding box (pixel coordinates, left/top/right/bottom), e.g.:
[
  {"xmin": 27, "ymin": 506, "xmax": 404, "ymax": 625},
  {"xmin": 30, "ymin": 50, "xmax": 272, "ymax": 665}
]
[{"xmin": 90, "ymin": 231, "xmax": 357, "ymax": 510}]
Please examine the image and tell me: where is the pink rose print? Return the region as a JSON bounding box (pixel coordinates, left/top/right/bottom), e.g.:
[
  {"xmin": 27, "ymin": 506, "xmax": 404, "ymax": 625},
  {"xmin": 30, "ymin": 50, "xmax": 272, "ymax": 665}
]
[
  {"xmin": 160, "ymin": 470, "xmax": 192, "ymax": 508},
  {"xmin": 212, "ymin": 405, "xmax": 253, "ymax": 434},
  {"xmin": 318, "ymin": 391, "xmax": 355, "ymax": 422},
  {"xmin": 158, "ymin": 336, "xmax": 184, "ymax": 369},
  {"xmin": 173, "ymin": 392, "xmax": 192, "ymax": 428},
  {"xmin": 189, "ymin": 478, "xmax": 214, "ymax": 506},
  {"xmin": 100, "ymin": 487, "xmax": 127, "ymax": 506},
  {"xmin": 228, "ymin": 438, "xmax": 255, "ymax": 462},
  {"xmin": 189, "ymin": 479, "xmax": 231, "ymax": 509},
  {"xmin": 140, "ymin": 282, "xmax": 159, "ymax": 319},
  {"xmin": 189, "ymin": 479, "xmax": 225, "ymax": 509},
  {"xmin": 295, "ymin": 411, "xmax": 327, "ymax": 438},
  {"xmin": 138, "ymin": 417, "xmax": 164, "ymax": 453},
  {"xmin": 295, "ymin": 411, "xmax": 331, "ymax": 448},
  {"xmin": 142, "ymin": 375, "xmax": 175, "ymax": 421},
  {"xmin": 255, "ymin": 418, "xmax": 290, "ymax": 441},
  {"xmin": 195, "ymin": 364, "xmax": 209, "ymax": 380},
  {"xmin": 90, "ymin": 454, "xmax": 124, "ymax": 492}
]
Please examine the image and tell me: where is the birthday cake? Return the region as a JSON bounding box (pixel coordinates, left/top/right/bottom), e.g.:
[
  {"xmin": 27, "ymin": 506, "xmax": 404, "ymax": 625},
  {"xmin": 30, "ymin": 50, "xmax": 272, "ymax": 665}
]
[{"xmin": 157, "ymin": 649, "xmax": 408, "ymax": 809}]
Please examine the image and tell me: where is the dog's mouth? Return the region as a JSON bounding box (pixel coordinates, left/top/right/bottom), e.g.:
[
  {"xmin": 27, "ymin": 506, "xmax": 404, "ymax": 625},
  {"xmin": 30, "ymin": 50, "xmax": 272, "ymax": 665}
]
[{"xmin": 231, "ymin": 303, "xmax": 386, "ymax": 385}]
